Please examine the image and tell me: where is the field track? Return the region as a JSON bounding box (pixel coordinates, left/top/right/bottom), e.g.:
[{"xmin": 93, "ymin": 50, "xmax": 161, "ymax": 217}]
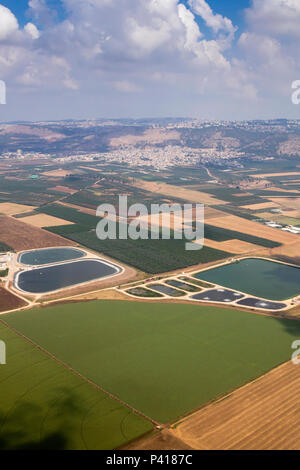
[{"xmin": 172, "ymin": 360, "xmax": 300, "ymax": 450}]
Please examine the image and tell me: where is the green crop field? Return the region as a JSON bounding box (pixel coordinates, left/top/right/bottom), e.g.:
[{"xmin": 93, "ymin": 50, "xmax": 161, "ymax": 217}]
[
  {"xmin": 0, "ymin": 242, "xmax": 13, "ymax": 252},
  {"xmin": 0, "ymin": 321, "xmax": 152, "ymax": 450},
  {"xmin": 59, "ymin": 228, "xmax": 230, "ymax": 273},
  {"xmin": 38, "ymin": 204, "xmax": 100, "ymax": 228},
  {"xmin": 3, "ymin": 301, "xmax": 300, "ymax": 424}
]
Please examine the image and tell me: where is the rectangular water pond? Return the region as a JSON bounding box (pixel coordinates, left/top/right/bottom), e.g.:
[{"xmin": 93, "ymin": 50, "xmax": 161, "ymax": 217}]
[
  {"xmin": 19, "ymin": 247, "xmax": 86, "ymax": 266},
  {"xmin": 165, "ymin": 280, "xmax": 200, "ymax": 292},
  {"xmin": 15, "ymin": 259, "xmax": 121, "ymax": 294},
  {"xmin": 194, "ymin": 258, "xmax": 300, "ymax": 301},
  {"xmin": 146, "ymin": 284, "xmax": 185, "ymax": 297}
]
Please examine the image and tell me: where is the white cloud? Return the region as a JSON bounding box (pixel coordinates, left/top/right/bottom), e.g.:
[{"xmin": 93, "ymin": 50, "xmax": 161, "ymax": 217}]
[
  {"xmin": 0, "ymin": 5, "xmax": 19, "ymax": 41},
  {"xmin": 2, "ymin": 0, "xmax": 297, "ymax": 120},
  {"xmin": 246, "ymin": 0, "xmax": 300, "ymax": 37},
  {"xmin": 126, "ymin": 17, "xmax": 172, "ymax": 56},
  {"xmin": 18, "ymin": 55, "xmax": 79, "ymax": 90},
  {"xmin": 178, "ymin": 3, "xmax": 202, "ymax": 50},
  {"xmin": 24, "ymin": 23, "xmax": 40, "ymax": 40},
  {"xmin": 188, "ymin": 0, "xmax": 236, "ymax": 36}
]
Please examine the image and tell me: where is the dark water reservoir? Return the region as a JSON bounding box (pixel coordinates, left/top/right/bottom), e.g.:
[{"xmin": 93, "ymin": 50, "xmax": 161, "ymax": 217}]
[
  {"xmin": 16, "ymin": 259, "xmax": 121, "ymax": 294},
  {"xmin": 19, "ymin": 247, "xmax": 86, "ymax": 266}
]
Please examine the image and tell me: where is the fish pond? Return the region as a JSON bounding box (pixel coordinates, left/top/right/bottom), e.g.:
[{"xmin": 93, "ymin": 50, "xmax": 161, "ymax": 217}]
[{"xmin": 194, "ymin": 258, "xmax": 300, "ymax": 301}]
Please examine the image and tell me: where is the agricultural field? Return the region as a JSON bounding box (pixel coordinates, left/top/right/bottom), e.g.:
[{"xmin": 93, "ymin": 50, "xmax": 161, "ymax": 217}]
[
  {"xmin": 57, "ymin": 228, "xmax": 230, "ymax": 273},
  {"xmin": 3, "ymin": 301, "xmax": 300, "ymax": 424},
  {"xmin": 131, "ymin": 180, "xmax": 227, "ymax": 206},
  {"xmin": 0, "ymin": 241, "xmax": 13, "ymax": 252},
  {"xmin": 204, "ymin": 238, "xmax": 259, "ymax": 254},
  {"xmin": 204, "ymin": 224, "xmax": 281, "ymax": 248},
  {"xmin": 37, "ymin": 203, "xmax": 100, "ymax": 228},
  {"xmin": 0, "ymin": 176, "xmax": 61, "ymax": 206},
  {"xmin": 0, "ymin": 203, "xmax": 36, "ymax": 216},
  {"xmin": 0, "ymin": 216, "xmax": 74, "ymax": 251},
  {"xmin": 172, "ymin": 360, "xmax": 300, "ymax": 450},
  {"xmin": 206, "ymin": 213, "xmax": 299, "ymax": 245},
  {"xmin": 21, "ymin": 214, "xmax": 75, "ymax": 228},
  {"xmin": 0, "ymin": 321, "xmax": 152, "ymax": 450},
  {"xmin": 0, "ymin": 288, "xmax": 26, "ymax": 313}
]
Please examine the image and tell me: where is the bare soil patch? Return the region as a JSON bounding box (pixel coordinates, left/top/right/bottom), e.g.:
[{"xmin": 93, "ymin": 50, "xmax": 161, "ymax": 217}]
[
  {"xmin": 48, "ymin": 186, "xmax": 77, "ymax": 194},
  {"xmin": 207, "ymin": 214, "xmax": 299, "ymax": 244},
  {"xmin": 241, "ymin": 202, "xmax": 279, "ymax": 210},
  {"xmin": 262, "ymin": 187, "xmax": 300, "ymax": 194},
  {"xmin": 41, "ymin": 169, "xmax": 70, "ymax": 177},
  {"xmin": 268, "ymin": 197, "xmax": 300, "ymax": 210},
  {"xmin": 0, "ymin": 216, "xmax": 74, "ymax": 251},
  {"xmin": 0, "ymin": 203, "xmax": 36, "ymax": 216},
  {"xmin": 204, "ymin": 239, "xmax": 260, "ymax": 254},
  {"xmin": 73, "ymin": 289, "xmax": 130, "ymax": 302},
  {"xmin": 0, "ymin": 287, "xmax": 27, "ymax": 312},
  {"xmin": 22, "ymin": 213, "xmax": 74, "ymax": 228},
  {"xmin": 132, "ymin": 180, "xmax": 227, "ymax": 206},
  {"xmin": 270, "ymin": 241, "xmax": 300, "ymax": 260}
]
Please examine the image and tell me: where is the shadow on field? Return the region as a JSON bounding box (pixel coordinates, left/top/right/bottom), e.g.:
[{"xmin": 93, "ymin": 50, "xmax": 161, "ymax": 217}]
[
  {"xmin": 0, "ymin": 388, "xmax": 84, "ymax": 450},
  {"xmin": 275, "ymin": 317, "xmax": 300, "ymax": 336}
]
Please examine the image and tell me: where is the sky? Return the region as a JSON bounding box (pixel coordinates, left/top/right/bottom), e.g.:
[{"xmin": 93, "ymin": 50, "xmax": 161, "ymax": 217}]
[{"xmin": 0, "ymin": 0, "xmax": 300, "ymax": 122}]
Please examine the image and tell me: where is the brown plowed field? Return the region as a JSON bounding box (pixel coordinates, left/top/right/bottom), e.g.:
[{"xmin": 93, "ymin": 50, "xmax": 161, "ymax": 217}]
[
  {"xmin": 0, "ymin": 216, "xmax": 74, "ymax": 251},
  {"xmin": 271, "ymin": 240, "xmax": 300, "ymax": 260},
  {"xmin": 241, "ymin": 202, "xmax": 279, "ymax": 210},
  {"xmin": 207, "ymin": 214, "xmax": 299, "ymax": 244},
  {"xmin": 0, "ymin": 203, "xmax": 36, "ymax": 216},
  {"xmin": 22, "ymin": 213, "xmax": 74, "ymax": 228},
  {"xmin": 0, "ymin": 287, "xmax": 27, "ymax": 313},
  {"xmin": 48, "ymin": 186, "xmax": 77, "ymax": 194},
  {"xmin": 204, "ymin": 238, "xmax": 259, "ymax": 254},
  {"xmin": 268, "ymin": 197, "xmax": 300, "ymax": 210},
  {"xmin": 132, "ymin": 180, "xmax": 227, "ymax": 205},
  {"xmin": 172, "ymin": 361, "xmax": 300, "ymax": 450}
]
